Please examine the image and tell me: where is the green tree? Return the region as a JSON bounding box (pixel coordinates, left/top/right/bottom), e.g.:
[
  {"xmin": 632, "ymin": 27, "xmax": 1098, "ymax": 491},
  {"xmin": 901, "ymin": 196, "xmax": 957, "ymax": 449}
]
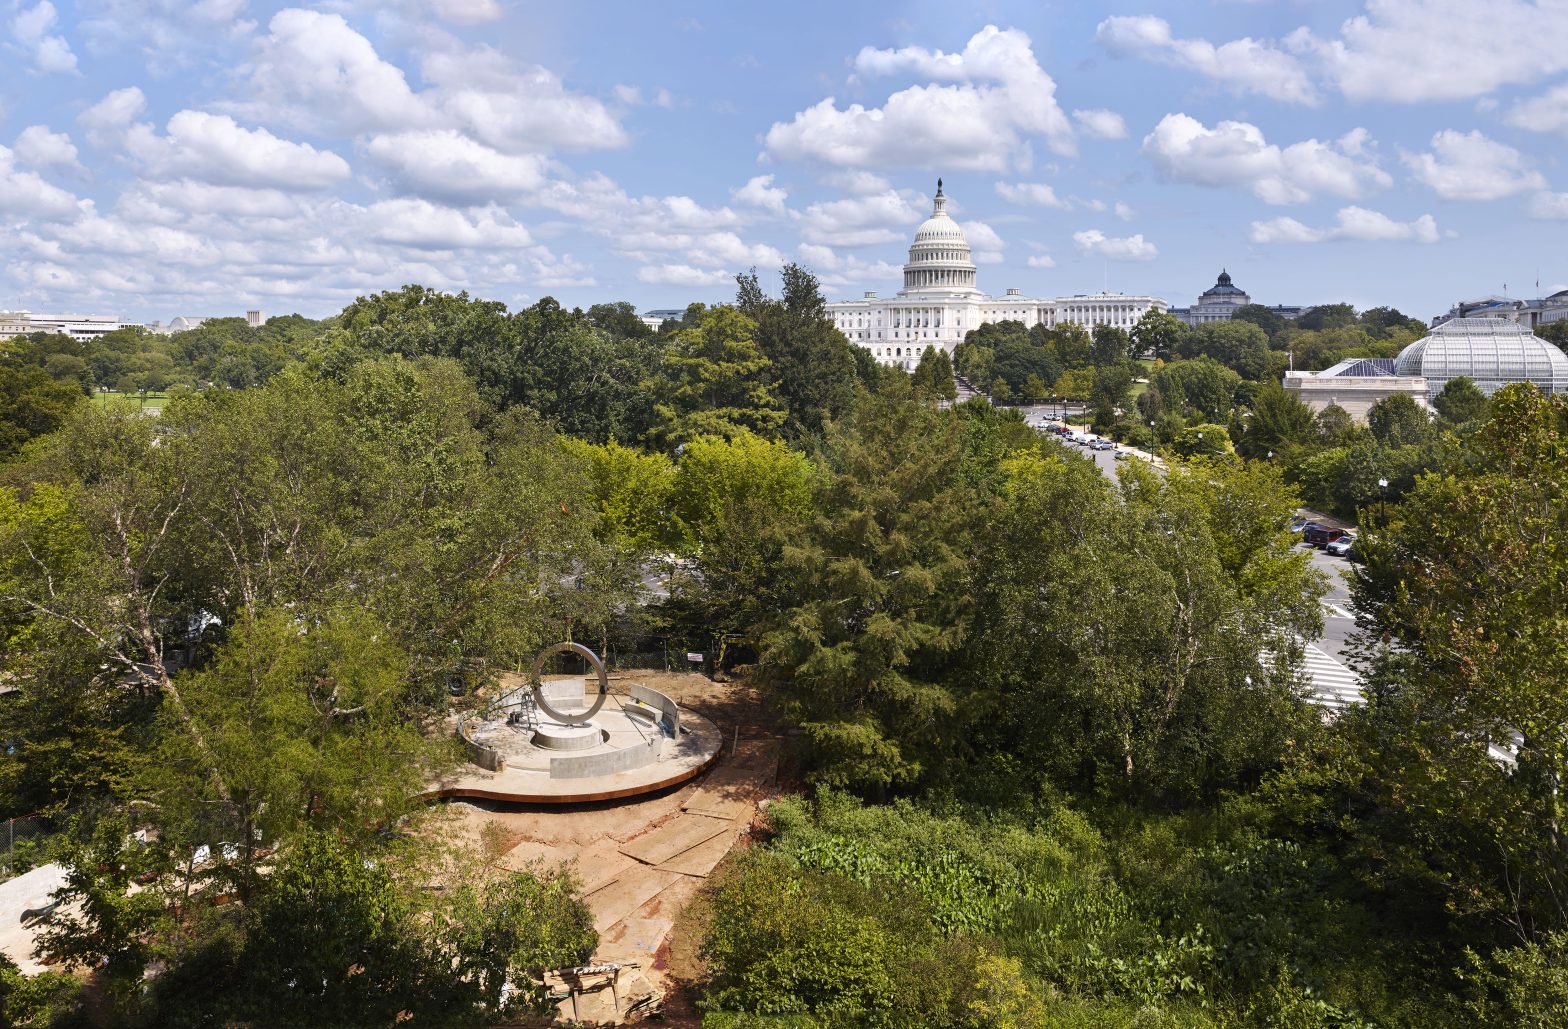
[
  {"xmin": 560, "ymin": 437, "xmax": 678, "ymax": 555},
  {"xmin": 0, "ymin": 364, "xmax": 84, "ymax": 459},
  {"xmin": 1241, "ymin": 383, "xmax": 1318, "ymax": 459},
  {"xmin": 1433, "ymin": 375, "xmax": 1488, "ymax": 426},
  {"xmin": 1172, "ymin": 423, "xmax": 1232, "ymax": 457},
  {"xmin": 1153, "ymin": 357, "xmax": 1242, "ymax": 422},
  {"xmin": 1296, "ymin": 304, "xmax": 1359, "ymax": 331},
  {"xmin": 1054, "ymin": 367, "xmax": 1095, "ymax": 402},
  {"xmin": 1089, "ymin": 363, "xmax": 1133, "ymax": 413},
  {"xmin": 1366, "ymin": 391, "xmax": 1434, "ymax": 447},
  {"xmin": 736, "ymin": 264, "xmax": 858, "ymax": 438},
  {"xmin": 1091, "ymin": 324, "xmax": 1131, "ymax": 366},
  {"xmin": 1232, "ymin": 304, "xmax": 1287, "ymax": 339},
  {"xmin": 1131, "ymin": 309, "xmax": 1187, "ymax": 361},
  {"xmin": 1180, "ymin": 321, "xmax": 1272, "ymax": 381},
  {"xmin": 912, "ymin": 347, "xmax": 957, "ymax": 401},
  {"xmin": 968, "ymin": 454, "xmax": 1323, "ymax": 800},
  {"xmin": 648, "ymin": 306, "xmax": 786, "ymax": 450},
  {"xmin": 757, "ymin": 394, "xmax": 975, "ymax": 792}
]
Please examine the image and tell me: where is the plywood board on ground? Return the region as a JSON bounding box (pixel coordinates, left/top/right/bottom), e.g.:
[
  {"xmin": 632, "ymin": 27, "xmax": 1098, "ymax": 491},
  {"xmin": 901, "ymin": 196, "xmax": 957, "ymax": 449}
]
[
  {"xmin": 587, "ymin": 865, "xmax": 679, "ymax": 933},
  {"xmin": 619, "ymin": 814, "xmax": 731, "ymax": 867},
  {"xmin": 657, "ymin": 825, "xmax": 740, "ymax": 878},
  {"xmin": 597, "ymin": 916, "xmax": 674, "ymax": 961},
  {"xmin": 572, "ymin": 837, "xmax": 639, "ymax": 894}
]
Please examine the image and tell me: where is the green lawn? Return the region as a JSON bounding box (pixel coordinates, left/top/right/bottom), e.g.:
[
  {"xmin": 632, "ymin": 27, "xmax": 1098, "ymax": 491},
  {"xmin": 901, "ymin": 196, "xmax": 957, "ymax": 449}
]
[{"xmin": 94, "ymin": 391, "xmax": 171, "ymax": 413}]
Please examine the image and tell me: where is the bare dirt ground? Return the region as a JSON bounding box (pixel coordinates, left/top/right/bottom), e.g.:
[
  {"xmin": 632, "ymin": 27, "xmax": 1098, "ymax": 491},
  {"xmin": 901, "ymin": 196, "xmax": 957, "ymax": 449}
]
[{"xmin": 435, "ymin": 668, "xmax": 788, "ymax": 1026}]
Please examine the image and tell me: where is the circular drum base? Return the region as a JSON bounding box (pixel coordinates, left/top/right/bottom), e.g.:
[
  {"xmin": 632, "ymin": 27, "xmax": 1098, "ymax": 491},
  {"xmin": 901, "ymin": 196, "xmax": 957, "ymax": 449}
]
[
  {"xmin": 433, "ymin": 694, "xmax": 722, "ymax": 805},
  {"xmin": 532, "ymin": 722, "xmax": 607, "ymax": 752}
]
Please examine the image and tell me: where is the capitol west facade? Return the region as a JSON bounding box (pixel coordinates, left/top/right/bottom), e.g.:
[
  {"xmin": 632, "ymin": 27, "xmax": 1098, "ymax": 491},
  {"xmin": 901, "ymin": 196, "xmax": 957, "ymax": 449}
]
[{"xmin": 826, "ymin": 182, "xmax": 1168, "ymax": 370}]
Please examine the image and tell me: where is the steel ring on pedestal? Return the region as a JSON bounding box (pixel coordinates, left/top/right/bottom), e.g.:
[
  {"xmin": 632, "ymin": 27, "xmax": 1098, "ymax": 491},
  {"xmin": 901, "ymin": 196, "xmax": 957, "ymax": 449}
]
[{"xmin": 529, "ymin": 642, "xmax": 609, "ymax": 724}]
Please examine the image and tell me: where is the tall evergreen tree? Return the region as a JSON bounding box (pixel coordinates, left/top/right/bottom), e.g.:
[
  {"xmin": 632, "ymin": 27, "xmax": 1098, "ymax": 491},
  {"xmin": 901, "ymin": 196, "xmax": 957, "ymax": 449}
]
[
  {"xmin": 647, "ymin": 305, "xmax": 785, "ymax": 450},
  {"xmin": 735, "ymin": 265, "xmax": 858, "ymax": 439}
]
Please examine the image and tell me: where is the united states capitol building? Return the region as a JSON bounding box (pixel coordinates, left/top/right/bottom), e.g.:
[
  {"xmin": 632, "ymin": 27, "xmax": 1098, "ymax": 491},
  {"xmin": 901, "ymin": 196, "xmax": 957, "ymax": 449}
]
[{"xmin": 825, "ymin": 181, "xmax": 1168, "ymax": 370}]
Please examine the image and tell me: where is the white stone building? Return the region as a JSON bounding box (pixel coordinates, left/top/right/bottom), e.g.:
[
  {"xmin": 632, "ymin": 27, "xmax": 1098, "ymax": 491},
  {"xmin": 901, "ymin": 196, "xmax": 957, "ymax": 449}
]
[
  {"xmin": 0, "ymin": 312, "xmax": 140, "ymax": 341},
  {"xmin": 825, "ymin": 182, "xmax": 1167, "ymax": 370},
  {"xmin": 1431, "ymin": 290, "xmax": 1568, "ymax": 330},
  {"xmin": 1169, "ymin": 269, "xmax": 1304, "ymax": 326}
]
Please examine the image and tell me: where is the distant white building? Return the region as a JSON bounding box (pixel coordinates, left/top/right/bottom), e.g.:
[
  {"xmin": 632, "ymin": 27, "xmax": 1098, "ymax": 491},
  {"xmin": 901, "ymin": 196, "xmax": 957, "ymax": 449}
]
[
  {"xmin": 0, "ymin": 312, "xmax": 140, "ymax": 342},
  {"xmin": 1431, "ymin": 291, "xmax": 1568, "ymax": 330},
  {"xmin": 640, "ymin": 308, "xmax": 684, "ymax": 331},
  {"xmin": 246, "ymin": 310, "xmax": 265, "ymax": 328},
  {"xmin": 1169, "ymin": 269, "xmax": 1305, "ymax": 326},
  {"xmin": 159, "ymin": 316, "xmax": 210, "ymax": 334},
  {"xmin": 825, "ymin": 181, "xmax": 1168, "ymax": 371}
]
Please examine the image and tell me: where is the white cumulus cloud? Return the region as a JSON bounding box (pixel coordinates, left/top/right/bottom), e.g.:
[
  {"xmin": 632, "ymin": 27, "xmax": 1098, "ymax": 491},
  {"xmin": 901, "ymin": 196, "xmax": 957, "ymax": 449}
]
[
  {"xmin": 1296, "ymin": 0, "xmax": 1568, "ymax": 103},
  {"xmin": 1026, "ymin": 254, "xmax": 1056, "ymax": 269},
  {"xmin": 363, "ymin": 130, "xmax": 550, "ymax": 204},
  {"xmin": 152, "ymin": 111, "xmax": 351, "ymax": 191},
  {"xmin": 731, "ymin": 174, "xmax": 788, "ymax": 216},
  {"xmin": 1401, "ymin": 130, "xmax": 1546, "ymax": 201},
  {"xmin": 995, "ymin": 181, "xmax": 1066, "ymax": 208},
  {"xmin": 1073, "ymin": 229, "xmax": 1157, "ymax": 261},
  {"xmin": 799, "ymin": 189, "xmax": 924, "ymax": 247},
  {"xmin": 636, "ymin": 264, "xmax": 732, "ymax": 287},
  {"xmin": 0, "ymin": 145, "xmax": 82, "ymax": 219},
  {"xmin": 11, "ymin": 1, "xmax": 77, "ymax": 74},
  {"xmin": 1142, "ymin": 113, "xmax": 1390, "ymax": 204},
  {"xmin": 13, "ymin": 126, "xmax": 80, "ymax": 170},
  {"xmin": 1507, "ymin": 82, "xmax": 1568, "ymax": 138},
  {"xmin": 1096, "ymin": 15, "xmax": 1315, "ymax": 104},
  {"xmin": 765, "ymin": 25, "xmax": 1074, "ymax": 172},
  {"xmin": 1072, "ymin": 108, "xmax": 1127, "ymax": 140},
  {"xmin": 964, "ymin": 220, "xmax": 1006, "ymax": 263},
  {"xmin": 1250, "ymin": 206, "xmax": 1440, "ymax": 244}
]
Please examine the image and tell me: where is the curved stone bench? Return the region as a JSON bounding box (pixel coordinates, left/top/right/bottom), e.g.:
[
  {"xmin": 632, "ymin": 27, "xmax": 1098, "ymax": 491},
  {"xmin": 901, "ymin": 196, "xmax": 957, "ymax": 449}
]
[
  {"xmin": 457, "ymin": 716, "xmax": 506, "ymax": 772},
  {"xmin": 628, "ymin": 684, "xmax": 681, "ymax": 738},
  {"xmin": 549, "ymin": 736, "xmax": 662, "ymax": 780}
]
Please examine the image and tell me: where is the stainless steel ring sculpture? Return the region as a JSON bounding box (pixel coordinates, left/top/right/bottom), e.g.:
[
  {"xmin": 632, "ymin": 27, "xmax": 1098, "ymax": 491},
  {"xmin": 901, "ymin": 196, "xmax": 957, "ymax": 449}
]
[{"xmin": 530, "ymin": 641, "xmax": 610, "ymax": 724}]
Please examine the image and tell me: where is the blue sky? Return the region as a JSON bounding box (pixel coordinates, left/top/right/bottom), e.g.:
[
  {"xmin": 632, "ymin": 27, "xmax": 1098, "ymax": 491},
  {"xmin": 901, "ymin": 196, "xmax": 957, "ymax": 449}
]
[{"xmin": 3, "ymin": 0, "xmax": 1566, "ymax": 324}]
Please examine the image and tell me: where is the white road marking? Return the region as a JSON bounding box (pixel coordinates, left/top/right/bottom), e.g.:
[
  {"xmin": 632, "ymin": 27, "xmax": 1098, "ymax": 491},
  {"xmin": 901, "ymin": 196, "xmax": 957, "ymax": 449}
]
[{"xmin": 1321, "ymin": 601, "xmax": 1354, "ymax": 620}]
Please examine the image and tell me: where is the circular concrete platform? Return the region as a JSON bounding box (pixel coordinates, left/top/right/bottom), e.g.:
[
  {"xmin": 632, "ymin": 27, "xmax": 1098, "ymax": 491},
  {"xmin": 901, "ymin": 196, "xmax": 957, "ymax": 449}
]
[{"xmin": 429, "ymin": 686, "xmax": 723, "ymax": 805}]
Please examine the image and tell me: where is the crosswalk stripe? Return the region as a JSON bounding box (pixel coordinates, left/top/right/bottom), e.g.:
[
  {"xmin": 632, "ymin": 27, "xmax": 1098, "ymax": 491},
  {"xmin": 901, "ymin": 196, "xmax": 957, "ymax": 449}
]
[{"xmin": 1299, "ymin": 643, "xmax": 1364, "ymax": 711}]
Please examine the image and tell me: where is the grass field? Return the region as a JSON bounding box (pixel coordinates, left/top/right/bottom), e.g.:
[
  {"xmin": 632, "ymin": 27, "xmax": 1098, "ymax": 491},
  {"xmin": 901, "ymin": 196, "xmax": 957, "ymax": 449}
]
[{"xmin": 94, "ymin": 391, "xmax": 171, "ymax": 412}]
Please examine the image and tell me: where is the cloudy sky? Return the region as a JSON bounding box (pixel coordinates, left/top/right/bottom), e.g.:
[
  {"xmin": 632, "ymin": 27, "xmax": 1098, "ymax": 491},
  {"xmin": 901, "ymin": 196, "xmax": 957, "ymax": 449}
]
[{"xmin": 3, "ymin": 0, "xmax": 1566, "ymax": 324}]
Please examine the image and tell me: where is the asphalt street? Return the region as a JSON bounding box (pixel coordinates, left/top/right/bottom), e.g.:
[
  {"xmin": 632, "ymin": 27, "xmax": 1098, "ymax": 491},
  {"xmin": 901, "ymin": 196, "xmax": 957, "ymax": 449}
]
[{"xmin": 1034, "ymin": 418, "xmax": 1360, "ymax": 665}]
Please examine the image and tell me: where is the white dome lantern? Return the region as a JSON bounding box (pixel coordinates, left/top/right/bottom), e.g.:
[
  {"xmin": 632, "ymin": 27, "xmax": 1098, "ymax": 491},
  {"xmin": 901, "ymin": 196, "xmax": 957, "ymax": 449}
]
[{"xmin": 901, "ymin": 178, "xmax": 980, "ymax": 295}]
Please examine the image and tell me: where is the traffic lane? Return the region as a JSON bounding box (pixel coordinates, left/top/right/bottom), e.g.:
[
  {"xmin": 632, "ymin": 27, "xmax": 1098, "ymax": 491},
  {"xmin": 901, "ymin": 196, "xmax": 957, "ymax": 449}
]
[{"xmin": 1302, "ymin": 542, "xmax": 1359, "ymax": 665}]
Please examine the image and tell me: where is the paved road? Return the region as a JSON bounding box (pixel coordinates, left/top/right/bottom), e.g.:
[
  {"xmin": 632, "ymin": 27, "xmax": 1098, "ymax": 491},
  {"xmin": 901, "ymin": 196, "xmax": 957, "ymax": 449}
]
[{"xmin": 1036, "ymin": 421, "xmax": 1360, "ymax": 665}]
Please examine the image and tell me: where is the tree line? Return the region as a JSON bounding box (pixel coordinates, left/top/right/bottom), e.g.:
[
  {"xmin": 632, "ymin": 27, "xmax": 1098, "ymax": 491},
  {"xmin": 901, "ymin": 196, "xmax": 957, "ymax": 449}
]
[{"xmin": 0, "ymin": 266, "xmax": 1564, "ymax": 1025}]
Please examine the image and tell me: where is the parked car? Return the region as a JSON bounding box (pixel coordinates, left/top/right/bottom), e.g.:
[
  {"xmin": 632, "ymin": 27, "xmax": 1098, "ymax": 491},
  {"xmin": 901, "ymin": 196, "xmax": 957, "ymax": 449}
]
[
  {"xmin": 1090, "ymin": 439, "xmax": 1115, "ymax": 451},
  {"xmin": 1114, "ymin": 450, "xmax": 1133, "ymax": 461},
  {"xmin": 1301, "ymin": 523, "xmax": 1332, "ymax": 546},
  {"xmin": 1325, "ymin": 533, "xmax": 1357, "ymax": 558},
  {"xmin": 1310, "ymin": 527, "xmax": 1349, "ymax": 549},
  {"xmin": 1288, "ymin": 516, "xmax": 1309, "ymax": 534}
]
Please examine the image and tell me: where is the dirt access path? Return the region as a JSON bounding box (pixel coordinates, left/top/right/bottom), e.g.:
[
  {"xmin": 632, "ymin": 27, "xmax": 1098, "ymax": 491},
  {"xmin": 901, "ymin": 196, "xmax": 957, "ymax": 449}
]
[{"xmin": 439, "ymin": 669, "xmax": 786, "ymax": 1025}]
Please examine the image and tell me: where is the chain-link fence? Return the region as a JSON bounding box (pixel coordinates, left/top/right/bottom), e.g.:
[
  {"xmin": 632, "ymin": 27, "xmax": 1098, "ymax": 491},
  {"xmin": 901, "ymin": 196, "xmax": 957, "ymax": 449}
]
[{"xmin": 0, "ymin": 813, "xmax": 51, "ymax": 876}]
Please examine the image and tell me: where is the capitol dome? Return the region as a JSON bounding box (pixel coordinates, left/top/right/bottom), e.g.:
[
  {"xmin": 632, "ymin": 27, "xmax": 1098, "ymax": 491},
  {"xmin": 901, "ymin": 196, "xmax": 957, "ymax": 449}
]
[
  {"xmin": 1394, "ymin": 317, "xmax": 1568, "ymax": 397},
  {"xmin": 901, "ymin": 179, "xmax": 979, "ymax": 295}
]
